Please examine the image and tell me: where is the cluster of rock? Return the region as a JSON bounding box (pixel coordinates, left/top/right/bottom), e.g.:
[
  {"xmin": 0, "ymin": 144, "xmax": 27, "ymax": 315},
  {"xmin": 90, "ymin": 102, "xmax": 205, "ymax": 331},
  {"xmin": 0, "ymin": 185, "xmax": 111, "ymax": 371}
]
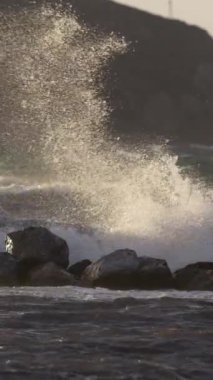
[{"xmin": 0, "ymin": 227, "xmax": 213, "ymax": 290}]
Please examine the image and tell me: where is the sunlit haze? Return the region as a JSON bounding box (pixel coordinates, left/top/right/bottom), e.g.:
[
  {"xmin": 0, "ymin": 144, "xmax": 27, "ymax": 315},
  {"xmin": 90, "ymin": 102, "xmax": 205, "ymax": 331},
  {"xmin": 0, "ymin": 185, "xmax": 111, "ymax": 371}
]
[{"xmin": 114, "ymin": 0, "xmax": 213, "ymax": 36}]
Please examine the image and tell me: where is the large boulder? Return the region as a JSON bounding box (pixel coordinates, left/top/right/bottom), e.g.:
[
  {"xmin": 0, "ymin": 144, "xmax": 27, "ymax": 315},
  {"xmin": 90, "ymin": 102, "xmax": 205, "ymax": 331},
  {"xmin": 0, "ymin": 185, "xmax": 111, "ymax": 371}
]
[
  {"xmin": 81, "ymin": 250, "xmax": 174, "ymax": 290},
  {"xmin": 5, "ymin": 227, "xmax": 69, "ymax": 269},
  {"xmin": 0, "ymin": 252, "xmax": 18, "ymax": 286},
  {"xmin": 27, "ymin": 262, "xmax": 75, "ymax": 287},
  {"xmin": 81, "ymin": 249, "xmax": 139, "ymax": 289},
  {"xmin": 133, "ymin": 256, "xmax": 174, "ymax": 289},
  {"xmin": 174, "ymin": 262, "xmax": 213, "ymax": 290},
  {"xmin": 67, "ymin": 259, "xmax": 92, "ymax": 278}
]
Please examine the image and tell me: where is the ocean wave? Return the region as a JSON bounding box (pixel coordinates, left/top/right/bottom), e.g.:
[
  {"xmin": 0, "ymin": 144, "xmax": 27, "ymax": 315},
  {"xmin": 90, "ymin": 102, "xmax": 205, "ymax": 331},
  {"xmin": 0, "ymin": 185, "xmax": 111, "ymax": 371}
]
[{"xmin": 0, "ymin": 4, "xmax": 213, "ymax": 273}]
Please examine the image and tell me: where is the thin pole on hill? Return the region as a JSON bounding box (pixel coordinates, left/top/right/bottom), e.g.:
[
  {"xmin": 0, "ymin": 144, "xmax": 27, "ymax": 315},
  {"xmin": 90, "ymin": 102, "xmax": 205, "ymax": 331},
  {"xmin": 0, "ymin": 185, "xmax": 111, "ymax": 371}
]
[{"xmin": 168, "ymin": 0, "xmax": 173, "ymax": 18}]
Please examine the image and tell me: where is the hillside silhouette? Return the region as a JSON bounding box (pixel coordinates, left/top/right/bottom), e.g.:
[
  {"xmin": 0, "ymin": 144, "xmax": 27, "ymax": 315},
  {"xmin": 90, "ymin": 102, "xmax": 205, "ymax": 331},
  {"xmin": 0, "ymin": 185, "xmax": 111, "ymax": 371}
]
[{"xmin": 2, "ymin": 0, "xmax": 213, "ymax": 144}]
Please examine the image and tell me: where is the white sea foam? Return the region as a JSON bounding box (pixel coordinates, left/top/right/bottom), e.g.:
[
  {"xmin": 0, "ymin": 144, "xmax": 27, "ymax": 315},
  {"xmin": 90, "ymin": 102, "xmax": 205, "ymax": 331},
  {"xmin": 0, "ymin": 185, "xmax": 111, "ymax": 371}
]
[
  {"xmin": 0, "ymin": 286, "xmax": 213, "ymax": 303},
  {"xmin": 0, "ymin": 5, "xmax": 213, "ymax": 271}
]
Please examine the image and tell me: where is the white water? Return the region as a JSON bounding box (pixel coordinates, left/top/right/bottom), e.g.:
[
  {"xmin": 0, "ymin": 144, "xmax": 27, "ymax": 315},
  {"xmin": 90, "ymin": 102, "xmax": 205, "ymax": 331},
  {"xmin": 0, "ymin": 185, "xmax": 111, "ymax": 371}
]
[
  {"xmin": 0, "ymin": 286, "xmax": 213, "ymax": 303},
  {"xmin": 0, "ymin": 4, "xmax": 213, "ymax": 271}
]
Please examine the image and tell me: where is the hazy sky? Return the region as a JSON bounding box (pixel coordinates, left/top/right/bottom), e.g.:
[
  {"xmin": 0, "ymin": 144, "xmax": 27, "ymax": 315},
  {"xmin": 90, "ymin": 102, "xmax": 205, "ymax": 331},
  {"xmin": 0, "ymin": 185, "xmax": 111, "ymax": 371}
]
[{"xmin": 115, "ymin": 0, "xmax": 213, "ymax": 36}]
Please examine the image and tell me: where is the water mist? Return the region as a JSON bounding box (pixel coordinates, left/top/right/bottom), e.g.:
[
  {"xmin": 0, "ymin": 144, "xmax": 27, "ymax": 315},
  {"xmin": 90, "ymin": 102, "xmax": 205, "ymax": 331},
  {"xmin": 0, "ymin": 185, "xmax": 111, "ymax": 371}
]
[{"xmin": 0, "ymin": 4, "xmax": 213, "ymax": 270}]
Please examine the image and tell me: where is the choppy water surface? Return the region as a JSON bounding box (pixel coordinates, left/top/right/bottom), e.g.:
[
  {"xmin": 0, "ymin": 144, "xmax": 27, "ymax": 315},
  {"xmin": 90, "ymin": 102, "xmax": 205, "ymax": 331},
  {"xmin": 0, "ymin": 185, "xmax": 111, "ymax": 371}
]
[
  {"xmin": 1, "ymin": 4, "xmax": 213, "ymax": 379},
  {"xmin": 0, "ymin": 288, "xmax": 212, "ymax": 379}
]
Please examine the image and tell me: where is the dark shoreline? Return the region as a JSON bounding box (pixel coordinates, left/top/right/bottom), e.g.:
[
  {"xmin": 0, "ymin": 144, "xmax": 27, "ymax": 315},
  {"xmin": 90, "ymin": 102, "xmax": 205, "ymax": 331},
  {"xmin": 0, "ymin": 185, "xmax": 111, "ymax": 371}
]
[{"xmin": 1, "ymin": 226, "xmax": 213, "ymax": 291}]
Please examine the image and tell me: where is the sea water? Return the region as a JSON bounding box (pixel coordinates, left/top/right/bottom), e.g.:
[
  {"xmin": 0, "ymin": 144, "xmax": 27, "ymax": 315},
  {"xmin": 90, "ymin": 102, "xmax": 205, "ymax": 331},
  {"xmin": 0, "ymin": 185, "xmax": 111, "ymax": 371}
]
[{"xmin": 0, "ymin": 3, "xmax": 213, "ymax": 379}]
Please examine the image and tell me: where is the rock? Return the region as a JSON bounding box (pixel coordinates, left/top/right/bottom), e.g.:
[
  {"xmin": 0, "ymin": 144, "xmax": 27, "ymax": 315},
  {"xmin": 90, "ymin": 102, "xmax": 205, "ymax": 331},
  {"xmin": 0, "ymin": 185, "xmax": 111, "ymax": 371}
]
[
  {"xmin": 174, "ymin": 262, "xmax": 213, "ymax": 290},
  {"xmin": 133, "ymin": 256, "xmax": 174, "ymax": 289},
  {"xmin": 81, "ymin": 250, "xmax": 174, "ymax": 290},
  {"xmin": 67, "ymin": 259, "xmax": 92, "ymax": 278},
  {"xmin": 0, "ymin": 252, "xmax": 18, "ymax": 286},
  {"xmin": 5, "ymin": 227, "xmax": 69, "ymax": 269},
  {"xmin": 27, "ymin": 262, "xmax": 75, "ymax": 287},
  {"xmin": 15, "ymin": 258, "xmax": 44, "ymax": 285},
  {"xmin": 81, "ymin": 249, "xmax": 139, "ymax": 289}
]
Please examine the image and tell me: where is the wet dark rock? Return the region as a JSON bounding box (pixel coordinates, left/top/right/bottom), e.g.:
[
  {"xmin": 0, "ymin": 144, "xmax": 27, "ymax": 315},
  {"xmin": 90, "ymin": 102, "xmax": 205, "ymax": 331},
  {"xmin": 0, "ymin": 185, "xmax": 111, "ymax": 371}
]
[
  {"xmin": 81, "ymin": 249, "xmax": 140, "ymax": 289},
  {"xmin": 16, "ymin": 258, "xmax": 45, "ymax": 285},
  {"xmin": 27, "ymin": 262, "xmax": 75, "ymax": 287},
  {"xmin": 67, "ymin": 259, "xmax": 92, "ymax": 278},
  {"xmin": 81, "ymin": 250, "xmax": 174, "ymax": 290},
  {"xmin": 0, "ymin": 252, "xmax": 18, "ymax": 286},
  {"xmin": 174, "ymin": 262, "xmax": 213, "ymax": 290},
  {"xmin": 132, "ymin": 256, "xmax": 174, "ymax": 289},
  {"xmin": 5, "ymin": 227, "xmax": 69, "ymax": 269}
]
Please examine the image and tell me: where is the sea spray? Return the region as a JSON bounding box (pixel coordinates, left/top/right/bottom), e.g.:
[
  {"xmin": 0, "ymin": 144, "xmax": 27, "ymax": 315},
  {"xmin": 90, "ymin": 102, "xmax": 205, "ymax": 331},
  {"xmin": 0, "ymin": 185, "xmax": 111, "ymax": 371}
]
[
  {"xmin": 0, "ymin": 5, "xmax": 125, "ymax": 174},
  {"xmin": 0, "ymin": 4, "xmax": 213, "ymax": 269}
]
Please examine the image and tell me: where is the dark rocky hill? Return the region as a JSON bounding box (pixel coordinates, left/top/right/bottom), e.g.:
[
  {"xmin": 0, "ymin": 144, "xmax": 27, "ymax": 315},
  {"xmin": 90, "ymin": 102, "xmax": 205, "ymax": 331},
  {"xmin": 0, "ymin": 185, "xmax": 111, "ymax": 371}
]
[
  {"xmin": 2, "ymin": 0, "xmax": 213, "ymax": 144},
  {"xmin": 68, "ymin": 0, "xmax": 213, "ymax": 145}
]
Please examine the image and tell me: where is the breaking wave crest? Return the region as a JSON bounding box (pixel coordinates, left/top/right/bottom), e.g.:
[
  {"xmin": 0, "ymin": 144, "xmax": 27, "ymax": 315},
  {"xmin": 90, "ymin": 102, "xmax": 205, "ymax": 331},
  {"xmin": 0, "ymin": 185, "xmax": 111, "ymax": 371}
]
[{"xmin": 0, "ymin": 4, "xmax": 213, "ymax": 269}]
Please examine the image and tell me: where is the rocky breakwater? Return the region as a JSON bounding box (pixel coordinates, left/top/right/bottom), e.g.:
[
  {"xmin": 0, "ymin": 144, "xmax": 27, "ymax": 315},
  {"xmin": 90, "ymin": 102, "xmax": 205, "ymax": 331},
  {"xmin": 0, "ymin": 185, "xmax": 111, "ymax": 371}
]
[
  {"xmin": 80, "ymin": 250, "xmax": 174, "ymax": 290},
  {"xmin": 0, "ymin": 226, "xmax": 213, "ymax": 290}
]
